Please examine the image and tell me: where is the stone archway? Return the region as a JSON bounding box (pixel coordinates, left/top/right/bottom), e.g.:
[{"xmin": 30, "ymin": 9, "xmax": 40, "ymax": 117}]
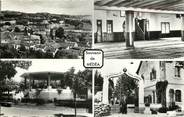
[{"xmin": 102, "ymin": 68, "xmax": 145, "ymax": 112}]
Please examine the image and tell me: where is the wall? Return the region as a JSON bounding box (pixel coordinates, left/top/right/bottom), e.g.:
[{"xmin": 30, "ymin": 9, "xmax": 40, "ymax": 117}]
[
  {"xmin": 165, "ymin": 62, "xmax": 184, "ymax": 109},
  {"xmin": 166, "ymin": 84, "xmax": 184, "ymax": 109},
  {"xmin": 165, "ymin": 62, "xmax": 184, "ymax": 84},
  {"xmin": 94, "ymin": 9, "xmax": 182, "ymax": 42},
  {"xmin": 95, "ymin": 11, "xmax": 182, "ymax": 33},
  {"xmin": 137, "ymin": 61, "xmax": 161, "ymax": 104},
  {"xmin": 94, "ymin": 10, "xmax": 125, "ymax": 33},
  {"xmin": 137, "ymin": 61, "xmax": 160, "ymax": 89},
  {"xmin": 94, "ymin": 10, "xmax": 125, "ymax": 42}
]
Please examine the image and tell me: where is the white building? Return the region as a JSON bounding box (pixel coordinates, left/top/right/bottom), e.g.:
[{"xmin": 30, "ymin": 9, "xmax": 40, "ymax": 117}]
[{"xmin": 137, "ymin": 61, "xmax": 184, "ymax": 110}]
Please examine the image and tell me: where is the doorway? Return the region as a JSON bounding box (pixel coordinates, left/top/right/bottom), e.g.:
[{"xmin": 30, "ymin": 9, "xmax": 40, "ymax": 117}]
[
  {"xmin": 135, "ymin": 18, "xmax": 150, "ymax": 40},
  {"xmin": 106, "ymin": 20, "xmax": 113, "ymax": 41},
  {"xmin": 96, "ymin": 20, "xmax": 102, "ymax": 43}
]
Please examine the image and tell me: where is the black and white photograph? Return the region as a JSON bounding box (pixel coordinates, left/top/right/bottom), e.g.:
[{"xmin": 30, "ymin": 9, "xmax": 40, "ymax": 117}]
[
  {"xmin": 94, "ymin": 0, "xmax": 184, "ymax": 59},
  {"xmin": 0, "ymin": 0, "xmax": 92, "ymax": 59},
  {"xmin": 95, "ymin": 60, "xmax": 184, "ymax": 117},
  {"xmin": 0, "ymin": 59, "xmax": 92, "ymax": 117}
]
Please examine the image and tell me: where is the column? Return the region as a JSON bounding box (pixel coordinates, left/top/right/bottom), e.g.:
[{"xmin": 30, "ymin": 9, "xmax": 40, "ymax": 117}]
[
  {"xmin": 47, "ymin": 72, "xmax": 51, "ymax": 89},
  {"xmin": 24, "ymin": 77, "xmax": 27, "ymax": 90},
  {"xmin": 182, "ymin": 89, "xmax": 184, "ymax": 111},
  {"xmin": 125, "ymin": 11, "xmax": 135, "ymax": 48},
  {"xmin": 29, "ymin": 78, "xmax": 31, "ymax": 91},
  {"xmin": 32, "ymin": 80, "xmax": 35, "ymax": 88},
  {"xmin": 138, "ymin": 80, "xmax": 145, "ymax": 111},
  {"xmin": 181, "ymin": 15, "xmax": 184, "ymax": 41},
  {"xmin": 102, "ymin": 77, "xmax": 109, "ymax": 104}
]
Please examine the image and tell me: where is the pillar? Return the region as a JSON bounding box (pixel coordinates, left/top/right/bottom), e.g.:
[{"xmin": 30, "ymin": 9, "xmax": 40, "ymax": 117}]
[
  {"xmin": 29, "ymin": 78, "xmax": 31, "ymax": 91},
  {"xmin": 24, "ymin": 77, "xmax": 27, "ymax": 90},
  {"xmin": 32, "ymin": 80, "xmax": 35, "ymax": 88},
  {"xmin": 47, "ymin": 72, "xmax": 51, "ymax": 89},
  {"xmin": 102, "ymin": 76, "xmax": 109, "ymax": 104},
  {"xmin": 138, "ymin": 80, "xmax": 145, "ymax": 112},
  {"xmin": 125, "ymin": 11, "xmax": 135, "ymax": 48},
  {"xmin": 181, "ymin": 15, "xmax": 184, "ymax": 41}
]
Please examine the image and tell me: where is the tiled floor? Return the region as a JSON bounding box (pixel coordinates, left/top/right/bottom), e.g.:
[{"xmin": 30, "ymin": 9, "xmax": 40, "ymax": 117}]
[{"xmin": 95, "ymin": 37, "xmax": 184, "ymax": 59}]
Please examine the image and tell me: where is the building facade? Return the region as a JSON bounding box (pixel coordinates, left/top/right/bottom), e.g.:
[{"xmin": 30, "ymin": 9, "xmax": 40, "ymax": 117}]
[
  {"xmin": 94, "ymin": 10, "xmax": 182, "ymax": 43},
  {"xmin": 137, "ymin": 61, "xmax": 184, "ymax": 110}
]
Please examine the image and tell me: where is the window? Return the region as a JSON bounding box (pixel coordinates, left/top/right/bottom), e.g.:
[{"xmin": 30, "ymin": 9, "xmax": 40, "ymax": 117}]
[
  {"xmin": 107, "ymin": 20, "xmax": 113, "ymax": 33},
  {"xmin": 175, "ymin": 90, "xmax": 181, "ymax": 102},
  {"xmin": 161, "ymin": 22, "xmax": 170, "ymax": 34},
  {"xmin": 169, "ymin": 89, "xmax": 174, "ymax": 103},
  {"xmin": 150, "ymin": 68, "xmax": 156, "ymax": 80},
  {"xmin": 175, "ymin": 66, "xmax": 181, "ymax": 77}
]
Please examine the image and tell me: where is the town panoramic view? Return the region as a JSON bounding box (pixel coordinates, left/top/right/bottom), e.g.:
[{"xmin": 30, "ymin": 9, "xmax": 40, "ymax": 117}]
[{"xmin": 0, "ymin": 0, "xmax": 92, "ymax": 58}]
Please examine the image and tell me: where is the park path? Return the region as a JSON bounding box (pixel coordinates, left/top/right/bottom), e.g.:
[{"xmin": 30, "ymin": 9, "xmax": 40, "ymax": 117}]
[{"xmin": 0, "ymin": 106, "xmax": 92, "ymax": 117}]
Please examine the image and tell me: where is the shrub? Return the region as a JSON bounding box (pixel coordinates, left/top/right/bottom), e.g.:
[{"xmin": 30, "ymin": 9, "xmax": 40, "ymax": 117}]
[
  {"xmin": 158, "ymin": 107, "xmax": 168, "ymax": 113},
  {"xmin": 35, "ymin": 98, "xmax": 46, "ymax": 105},
  {"xmin": 145, "ymin": 103, "xmax": 150, "ymax": 107},
  {"xmin": 168, "ymin": 105, "xmax": 180, "ymax": 111},
  {"xmin": 14, "ymin": 27, "xmax": 21, "ymax": 32},
  {"xmin": 150, "ymin": 109, "xmax": 157, "ymax": 114},
  {"xmin": 54, "ymin": 50, "xmax": 79, "ymax": 59}
]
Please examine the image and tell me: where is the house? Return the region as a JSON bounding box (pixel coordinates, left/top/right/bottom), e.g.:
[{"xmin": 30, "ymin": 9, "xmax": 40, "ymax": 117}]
[
  {"xmin": 1, "ymin": 31, "xmax": 15, "ymax": 44},
  {"xmin": 137, "ymin": 61, "xmax": 184, "ymax": 110}
]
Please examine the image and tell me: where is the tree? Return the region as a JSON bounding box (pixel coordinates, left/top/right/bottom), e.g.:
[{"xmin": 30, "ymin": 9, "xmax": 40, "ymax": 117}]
[
  {"xmin": 55, "ymin": 27, "xmax": 65, "ymax": 39},
  {"xmin": 0, "ymin": 61, "xmax": 17, "ymax": 81},
  {"xmin": 63, "ymin": 67, "xmax": 75, "ymax": 88},
  {"xmin": 16, "ymin": 19, "xmax": 28, "ymax": 26},
  {"xmin": 114, "ymin": 73, "xmax": 138, "ymax": 101},
  {"xmin": 94, "ymin": 70, "xmax": 103, "ymax": 94},
  {"xmin": 76, "ymin": 69, "xmax": 92, "ymax": 113},
  {"xmin": 76, "ymin": 69, "xmax": 92, "ymax": 96},
  {"xmin": 18, "ymin": 44, "xmax": 26, "ymax": 52},
  {"xmin": 14, "ymin": 26, "xmax": 21, "ymax": 32},
  {"xmin": 156, "ymin": 80, "xmax": 168, "ymax": 107},
  {"xmin": 0, "ymin": 61, "xmax": 32, "ymax": 99},
  {"xmin": 4, "ymin": 22, "xmax": 11, "ymax": 26},
  {"xmin": 54, "ymin": 50, "xmax": 79, "ymax": 59}
]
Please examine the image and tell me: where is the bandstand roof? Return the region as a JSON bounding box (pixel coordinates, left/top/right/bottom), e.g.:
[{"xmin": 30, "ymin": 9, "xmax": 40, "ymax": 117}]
[
  {"xmin": 95, "ymin": 0, "xmax": 184, "ymax": 14},
  {"xmin": 21, "ymin": 71, "xmax": 65, "ymax": 80}
]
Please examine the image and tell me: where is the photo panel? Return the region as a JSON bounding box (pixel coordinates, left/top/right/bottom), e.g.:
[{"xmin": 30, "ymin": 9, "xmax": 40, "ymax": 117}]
[
  {"xmin": 95, "ymin": 60, "xmax": 184, "ymax": 117},
  {"xmin": 0, "ymin": 59, "xmax": 92, "ymax": 117},
  {"xmin": 0, "ymin": 0, "xmax": 92, "ymax": 59},
  {"xmin": 94, "ymin": 0, "xmax": 184, "ymax": 59}
]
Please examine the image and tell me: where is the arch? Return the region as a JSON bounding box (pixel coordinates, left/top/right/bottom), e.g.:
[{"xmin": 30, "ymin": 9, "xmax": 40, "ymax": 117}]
[{"xmin": 102, "ymin": 68, "xmax": 145, "ymax": 111}]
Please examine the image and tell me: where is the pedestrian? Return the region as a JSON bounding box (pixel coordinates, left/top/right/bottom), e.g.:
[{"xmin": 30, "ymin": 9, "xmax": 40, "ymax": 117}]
[
  {"xmin": 120, "ymin": 99, "xmax": 123, "ymax": 113},
  {"xmin": 111, "ymin": 98, "xmax": 114, "ymax": 105},
  {"xmin": 124, "ymin": 98, "xmax": 127, "ymax": 114}
]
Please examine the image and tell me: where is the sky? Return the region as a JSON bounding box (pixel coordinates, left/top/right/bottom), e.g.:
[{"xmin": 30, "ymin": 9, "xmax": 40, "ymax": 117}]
[
  {"xmin": 98, "ymin": 60, "xmax": 141, "ymax": 85},
  {"xmin": 99, "ymin": 60, "xmax": 140, "ymax": 77},
  {"xmin": 1, "ymin": 0, "xmax": 92, "ymax": 15},
  {"xmin": 12, "ymin": 59, "xmax": 85, "ymax": 82}
]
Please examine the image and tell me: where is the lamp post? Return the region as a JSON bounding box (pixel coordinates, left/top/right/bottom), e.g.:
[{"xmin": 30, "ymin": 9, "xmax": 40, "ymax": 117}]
[{"xmin": 73, "ymin": 75, "xmax": 77, "ymax": 117}]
